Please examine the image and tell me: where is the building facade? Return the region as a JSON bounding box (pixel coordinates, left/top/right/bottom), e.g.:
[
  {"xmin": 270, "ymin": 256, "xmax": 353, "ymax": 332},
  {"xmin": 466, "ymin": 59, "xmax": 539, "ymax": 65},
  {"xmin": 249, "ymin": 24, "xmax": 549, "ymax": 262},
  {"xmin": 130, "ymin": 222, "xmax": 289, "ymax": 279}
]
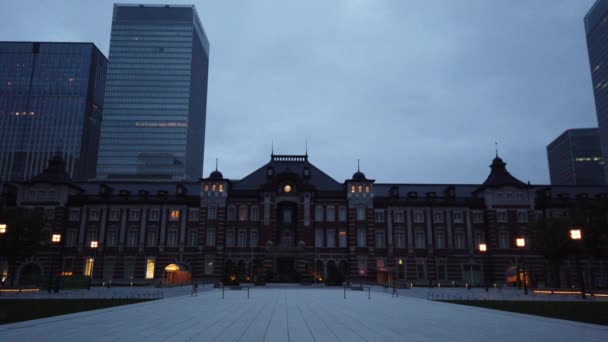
[
  {"xmin": 585, "ymin": 0, "xmax": 608, "ymax": 183},
  {"xmin": 1, "ymin": 154, "xmax": 607, "ymax": 289},
  {"xmin": 547, "ymin": 128, "xmax": 606, "ymax": 185},
  {"xmin": 0, "ymin": 42, "xmax": 107, "ymax": 182},
  {"xmin": 96, "ymin": 4, "xmax": 210, "ymax": 181}
]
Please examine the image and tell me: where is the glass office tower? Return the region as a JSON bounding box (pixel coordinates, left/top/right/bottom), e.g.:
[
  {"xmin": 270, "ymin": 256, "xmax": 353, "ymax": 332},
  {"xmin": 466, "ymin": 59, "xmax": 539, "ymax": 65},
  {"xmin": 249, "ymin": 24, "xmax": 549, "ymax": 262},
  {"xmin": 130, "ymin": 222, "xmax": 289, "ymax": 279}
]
[
  {"xmin": 96, "ymin": 4, "xmax": 210, "ymax": 181},
  {"xmin": 547, "ymin": 128, "xmax": 605, "ymax": 185},
  {"xmin": 0, "ymin": 42, "xmax": 107, "ymax": 182},
  {"xmin": 585, "ymin": 0, "xmax": 608, "ymax": 183}
]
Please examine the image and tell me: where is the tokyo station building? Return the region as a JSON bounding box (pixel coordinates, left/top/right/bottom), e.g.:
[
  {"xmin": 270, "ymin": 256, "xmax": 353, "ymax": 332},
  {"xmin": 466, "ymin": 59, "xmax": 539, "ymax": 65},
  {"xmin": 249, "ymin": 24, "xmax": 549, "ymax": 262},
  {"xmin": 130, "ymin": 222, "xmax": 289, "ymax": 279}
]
[{"xmin": 1, "ymin": 153, "xmax": 607, "ymax": 288}]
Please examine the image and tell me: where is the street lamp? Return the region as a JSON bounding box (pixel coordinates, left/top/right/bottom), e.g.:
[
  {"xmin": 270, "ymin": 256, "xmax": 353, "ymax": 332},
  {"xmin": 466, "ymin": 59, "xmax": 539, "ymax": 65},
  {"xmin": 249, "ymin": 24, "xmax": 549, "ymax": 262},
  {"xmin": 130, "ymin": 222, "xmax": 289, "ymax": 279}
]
[
  {"xmin": 87, "ymin": 240, "xmax": 98, "ymax": 291},
  {"xmin": 0, "ymin": 224, "xmax": 6, "ymax": 291},
  {"xmin": 48, "ymin": 233, "xmax": 62, "ymax": 293},
  {"xmin": 515, "ymin": 238, "xmax": 527, "ymax": 295},
  {"xmin": 0, "ymin": 224, "xmax": 6, "ymax": 234},
  {"xmin": 569, "ymin": 228, "xmax": 586, "ymax": 300},
  {"xmin": 478, "ymin": 243, "xmax": 488, "ymax": 292}
]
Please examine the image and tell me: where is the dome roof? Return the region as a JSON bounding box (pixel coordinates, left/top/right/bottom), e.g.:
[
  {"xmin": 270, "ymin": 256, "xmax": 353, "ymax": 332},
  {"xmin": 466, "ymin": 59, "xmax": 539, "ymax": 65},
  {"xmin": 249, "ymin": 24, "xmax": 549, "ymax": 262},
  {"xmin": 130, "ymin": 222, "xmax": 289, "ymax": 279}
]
[
  {"xmin": 209, "ymin": 170, "xmax": 223, "ymax": 180},
  {"xmin": 352, "ymin": 171, "xmax": 367, "ymax": 181}
]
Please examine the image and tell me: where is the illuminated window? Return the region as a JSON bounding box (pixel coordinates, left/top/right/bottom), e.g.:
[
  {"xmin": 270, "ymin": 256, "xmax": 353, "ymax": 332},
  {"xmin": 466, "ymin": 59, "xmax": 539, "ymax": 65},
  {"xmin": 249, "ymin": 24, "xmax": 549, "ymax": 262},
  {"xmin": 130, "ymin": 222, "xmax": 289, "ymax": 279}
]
[
  {"xmin": 212, "ymin": 184, "xmax": 217, "ymax": 192},
  {"xmin": 239, "ymin": 206, "xmax": 248, "ymax": 221},
  {"xmin": 84, "ymin": 258, "xmax": 95, "ymax": 276},
  {"xmin": 351, "ymin": 185, "xmax": 355, "ymax": 193},
  {"xmin": 170, "ymin": 210, "xmax": 180, "ymax": 221},
  {"xmin": 204, "ymin": 184, "xmax": 209, "ymax": 192},
  {"xmin": 357, "ymin": 207, "xmax": 366, "ymax": 221},
  {"xmin": 339, "ymin": 229, "xmax": 347, "ymax": 247},
  {"xmin": 219, "ymin": 184, "xmax": 224, "ymax": 192},
  {"xmin": 365, "ymin": 185, "xmax": 370, "ymax": 193},
  {"xmin": 146, "ymin": 258, "xmax": 155, "ymax": 279},
  {"xmin": 358, "ymin": 185, "xmax": 363, "ymax": 193}
]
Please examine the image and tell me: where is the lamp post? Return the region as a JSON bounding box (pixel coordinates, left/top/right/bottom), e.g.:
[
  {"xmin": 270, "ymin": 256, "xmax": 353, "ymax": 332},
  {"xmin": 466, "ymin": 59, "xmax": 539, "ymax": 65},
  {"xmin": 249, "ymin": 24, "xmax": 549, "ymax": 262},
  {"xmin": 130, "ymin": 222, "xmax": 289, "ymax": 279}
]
[
  {"xmin": 516, "ymin": 238, "xmax": 527, "ymax": 295},
  {"xmin": 47, "ymin": 233, "xmax": 62, "ymax": 294},
  {"xmin": 88, "ymin": 240, "xmax": 98, "ymax": 291},
  {"xmin": 569, "ymin": 229, "xmax": 586, "ymax": 300},
  {"xmin": 0, "ymin": 224, "xmax": 7, "ymax": 292},
  {"xmin": 478, "ymin": 243, "xmax": 488, "ymax": 292}
]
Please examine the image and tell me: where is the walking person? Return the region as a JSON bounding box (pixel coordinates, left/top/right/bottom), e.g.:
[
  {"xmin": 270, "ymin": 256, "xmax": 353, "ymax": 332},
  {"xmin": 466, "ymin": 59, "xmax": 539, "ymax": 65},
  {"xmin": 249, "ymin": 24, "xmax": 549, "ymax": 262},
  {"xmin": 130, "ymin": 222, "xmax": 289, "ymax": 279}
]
[{"xmin": 191, "ymin": 282, "xmax": 198, "ymax": 296}]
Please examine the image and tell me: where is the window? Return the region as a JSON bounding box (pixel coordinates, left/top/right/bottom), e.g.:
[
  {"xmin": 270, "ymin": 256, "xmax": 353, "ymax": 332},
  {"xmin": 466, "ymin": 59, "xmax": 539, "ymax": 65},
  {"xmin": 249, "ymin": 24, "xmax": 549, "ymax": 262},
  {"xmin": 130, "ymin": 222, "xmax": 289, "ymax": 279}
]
[
  {"xmin": 327, "ymin": 229, "xmax": 336, "ymax": 248},
  {"xmin": 282, "ymin": 208, "xmax": 292, "ymax": 224},
  {"xmin": 69, "ymin": 208, "xmax": 81, "ymax": 221},
  {"xmin": 416, "ymin": 261, "xmax": 426, "ymax": 280},
  {"xmin": 517, "ymin": 210, "xmax": 528, "ymax": 223},
  {"xmin": 315, "ymin": 229, "xmax": 324, "ymax": 247},
  {"xmin": 327, "ymin": 206, "xmax": 335, "ymax": 222},
  {"xmin": 351, "ymin": 185, "xmax": 356, "ymax": 193},
  {"xmin": 474, "ymin": 231, "xmax": 484, "ymax": 248},
  {"xmin": 84, "ymin": 258, "xmax": 95, "ymax": 277},
  {"xmin": 127, "ymin": 230, "xmax": 138, "ymax": 247},
  {"xmin": 376, "ymin": 257, "xmax": 385, "ymax": 268},
  {"xmin": 453, "ymin": 211, "xmax": 464, "ymax": 223},
  {"xmin": 394, "ymin": 210, "xmax": 404, "ymax": 223},
  {"xmin": 228, "ymin": 206, "xmax": 236, "ymax": 220},
  {"xmin": 415, "ymin": 230, "xmax": 425, "ymax": 248},
  {"xmin": 339, "ymin": 229, "xmax": 347, "ymax": 248},
  {"xmin": 146, "ymin": 230, "xmax": 157, "ymax": 247},
  {"xmin": 206, "ymin": 228, "xmax": 216, "ymax": 246},
  {"xmin": 189, "ymin": 208, "xmax": 199, "ymax": 221},
  {"xmin": 150, "ymin": 209, "xmax": 160, "ymax": 221},
  {"xmin": 472, "ymin": 211, "xmax": 484, "ymax": 224},
  {"xmin": 375, "ymin": 210, "xmax": 385, "ymax": 222},
  {"xmin": 357, "ymin": 228, "xmax": 366, "ymax": 247},
  {"xmin": 454, "ymin": 231, "xmax": 465, "ymax": 249},
  {"xmin": 85, "ymin": 230, "xmax": 97, "ymax": 246},
  {"xmin": 129, "ymin": 209, "xmax": 140, "ymax": 221},
  {"xmin": 338, "ymin": 206, "xmax": 347, "ymax": 222},
  {"xmin": 238, "ymin": 229, "xmax": 247, "ymax": 247},
  {"xmin": 436, "ymin": 260, "xmax": 447, "ymax": 281},
  {"xmin": 394, "ymin": 230, "xmax": 405, "ymax": 248},
  {"xmin": 239, "ymin": 206, "xmax": 248, "ymax": 221},
  {"xmin": 413, "ymin": 211, "xmax": 424, "ymax": 223},
  {"xmin": 315, "ymin": 206, "xmax": 324, "ymax": 221},
  {"xmin": 496, "ymin": 192, "xmax": 504, "ymax": 200},
  {"xmin": 66, "ymin": 230, "xmax": 77, "ymax": 247},
  {"xmin": 89, "ymin": 209, "xmax": 100, "ymax": 221},
  {"xmin": 189, "ymin": 230, "xmax": 198, "ymax": 247},
  {"xmin": 435, "ymin": 231, "xmax": 446, "ymax": 249},
  {"xmin": 365, "ymin": 185, "xmax": 370, "ymax": 193},
  {"xmin": 250, "ymin": 230, "xmax": 258, "ymax": 247},
  {"xmin": 499, "ymin": 231, "xmax": 510, "ymax": 248},
  {"xmin": 517, "ymin": 192, "xmax": 525, "ymax": 201},
  {"xmin": 106, "ymin": 230, "xmax": 117, "ymax": 247},
  {"xmin": 497, "ymin": 210, "xmax": 508, "ymax": 223},
  {"xmin": 357, "ymin": 207, "xmax": 366, "ymax": 221},
  {"xmin": 109, "ymin": 209, "xmax": 121, "ymax": 221},
  {"xmin": 167, "ymin": 229, "xmax": 178, "ymax": 247},
  {"xmin": 145, "ymin": 258, "xmax": 155, "ymax": 279},
  {"xmin": 535, "ymin": 210, "xmax": 544, "ymax": 221},
  {"xmin": 375, "ymin": 231, "xmax": 386, "ymax": 248},
  {"xmin": 226, "ymin": 229, "xmax": 235, "ymax": 247},
  {"xmin": 357, "ymin": 256, "xmax": 367, "ymax": 275},
  {"xmin": 433, "ymin": 211, "xmax": 444, "ymax": 223},
  {"xmin": 49, "ymin": 190, "xmax": 56, "ymax": 200},
  {"xmin": 170, "ymin": 210, "xmax": 180, "ymax": 221},
  {"xmin": 208, "ymin": 206, "xmax": 217, "ymax": 220},
  {"xmin": 507, "ymin": 192, "xmax": 513, "ymax": 201},
  {"xmin": 251, "ymin": 206, "xmax": 259, "ymax": 221}
]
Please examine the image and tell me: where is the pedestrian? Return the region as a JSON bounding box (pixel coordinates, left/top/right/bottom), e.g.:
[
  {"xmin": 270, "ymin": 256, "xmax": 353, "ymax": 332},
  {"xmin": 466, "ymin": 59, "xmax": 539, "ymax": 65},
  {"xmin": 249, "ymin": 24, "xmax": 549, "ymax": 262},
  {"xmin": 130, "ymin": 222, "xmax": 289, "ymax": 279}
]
[{"xmin": 192, "ymin": 282, "xmax": 198, "ymax": 296}]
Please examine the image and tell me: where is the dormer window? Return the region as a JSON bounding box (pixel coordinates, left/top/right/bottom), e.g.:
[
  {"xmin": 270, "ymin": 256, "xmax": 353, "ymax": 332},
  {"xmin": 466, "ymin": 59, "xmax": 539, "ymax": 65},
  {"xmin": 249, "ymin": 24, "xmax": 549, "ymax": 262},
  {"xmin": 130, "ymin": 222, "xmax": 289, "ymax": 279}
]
[
  {"xmin": 204, "ymin": 184, "xmax": 209, "ymax": 192},
  {"xmin": 303, "ymin": 167, "xmax": 310, "ymax": 178},
  {"xmin": 365, "ymin": 185, "xmax": 370, "ymax": 193},
  {"xmin": 219, "ymin": 184, "xmax": 224, "ymax": 192},
  {"xmin": 212, "ymin": 184, "xmax": 217, "ymax": 192},
  {"xmin": 358, "ymin": 185, "xmax": 363, "ymax": 193},
  {"xmin": 267, "ymin": 167, "xmax": 274, "ymax": 177},
  {"xmin": 351, "ymin": 185, "xmax": 355, "ymax": 193}
]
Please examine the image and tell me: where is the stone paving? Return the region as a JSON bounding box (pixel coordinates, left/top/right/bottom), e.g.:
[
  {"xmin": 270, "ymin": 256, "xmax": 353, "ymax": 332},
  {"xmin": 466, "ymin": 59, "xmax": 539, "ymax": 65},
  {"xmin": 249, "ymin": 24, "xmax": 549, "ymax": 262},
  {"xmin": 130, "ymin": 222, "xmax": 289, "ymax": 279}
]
[{"xmin": 1, "ymin": 287, "xmax": 607, "ymax": 341}]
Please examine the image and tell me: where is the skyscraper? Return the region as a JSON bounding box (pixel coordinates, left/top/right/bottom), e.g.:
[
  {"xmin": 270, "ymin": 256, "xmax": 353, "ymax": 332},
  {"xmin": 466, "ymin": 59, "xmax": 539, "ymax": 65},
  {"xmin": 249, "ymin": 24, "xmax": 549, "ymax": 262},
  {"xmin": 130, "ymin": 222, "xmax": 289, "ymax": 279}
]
[
  {"xmin": 96, "ymin": 4, "xmax": 210, "ymax": 181},
  {"xmin": 585, "ymin": 0, "xmax": 608, "ymax": 183},
  {"xmin": 0, "ymin": 42, "xmax": 107, "ymax": 182},
  {"xmin": 547, "ymin": 128, "xmax": 605, "ymax": 185}
]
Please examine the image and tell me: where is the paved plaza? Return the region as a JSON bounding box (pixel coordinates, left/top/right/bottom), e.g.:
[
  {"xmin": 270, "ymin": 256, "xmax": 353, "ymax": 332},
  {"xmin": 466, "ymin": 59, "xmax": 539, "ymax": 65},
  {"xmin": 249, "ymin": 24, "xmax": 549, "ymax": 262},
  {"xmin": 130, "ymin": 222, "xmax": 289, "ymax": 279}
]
[{"xmin": 1, "ymin": 287, "xmax": 607, "ymax": 341}]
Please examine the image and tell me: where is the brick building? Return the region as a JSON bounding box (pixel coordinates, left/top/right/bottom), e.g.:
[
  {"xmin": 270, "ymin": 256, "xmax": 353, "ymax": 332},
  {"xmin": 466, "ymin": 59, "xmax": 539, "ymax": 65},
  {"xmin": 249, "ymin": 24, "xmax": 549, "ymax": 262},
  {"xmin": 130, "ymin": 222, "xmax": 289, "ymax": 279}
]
[{"xmin": 1, "ymin": 154, "xmax": 607, "ymax": 289}]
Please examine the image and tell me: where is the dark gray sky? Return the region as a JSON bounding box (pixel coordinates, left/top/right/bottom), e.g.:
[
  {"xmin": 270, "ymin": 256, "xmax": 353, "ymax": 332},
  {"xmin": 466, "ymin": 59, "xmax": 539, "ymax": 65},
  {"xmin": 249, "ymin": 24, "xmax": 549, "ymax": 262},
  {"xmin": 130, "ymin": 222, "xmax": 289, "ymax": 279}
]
[{"xmin": 0, "ymin": 0, "xmax": 599, "ymax": 184}]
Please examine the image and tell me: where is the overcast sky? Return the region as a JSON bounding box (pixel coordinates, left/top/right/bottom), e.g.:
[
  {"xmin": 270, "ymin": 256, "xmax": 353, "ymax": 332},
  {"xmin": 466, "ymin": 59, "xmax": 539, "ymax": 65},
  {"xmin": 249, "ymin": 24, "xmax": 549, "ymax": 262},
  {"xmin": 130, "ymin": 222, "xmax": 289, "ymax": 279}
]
[{"xmin": 0, "ymin": 0, "xmax": 599, "ymax": 184}]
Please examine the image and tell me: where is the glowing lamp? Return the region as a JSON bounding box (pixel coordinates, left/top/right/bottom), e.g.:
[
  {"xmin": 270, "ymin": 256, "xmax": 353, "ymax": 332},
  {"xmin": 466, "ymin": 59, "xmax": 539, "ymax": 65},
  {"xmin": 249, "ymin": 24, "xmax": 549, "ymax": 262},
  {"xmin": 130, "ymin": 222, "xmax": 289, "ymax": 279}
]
[
  {"xmin": 398, "ymin": 259, "xmax": 403, "ymax": 265},
  {"xmin": 90, "ymin": 240, "xmax": 98, "ymax": 248},
  {"xmin": 0, "ymin": 224, "xmax": 6, "ymax": 234},
  {"xmin": 570, "ymin": 229, "xmax": 582, "ymax": 240},
  {"xmin": 478, "ymin": 243, "xmax": 487, "ymax": 252},
  {"xmin": 52, "ymin": 234, "xmax": 61, "ymax": 243},
  {"xmin": 516, "ymin": 238, "xmax": 525, "ymax": 248}
]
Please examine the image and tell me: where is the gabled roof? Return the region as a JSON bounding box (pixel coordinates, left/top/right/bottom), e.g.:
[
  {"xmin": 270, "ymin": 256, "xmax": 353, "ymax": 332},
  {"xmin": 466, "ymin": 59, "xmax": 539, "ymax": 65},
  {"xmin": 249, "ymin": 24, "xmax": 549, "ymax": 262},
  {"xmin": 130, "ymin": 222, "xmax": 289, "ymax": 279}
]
[
  {"xmin": 476, "ymin": 156, "xmax": 527, "ymax": 191},
  {"xmin": 231, "ymin": 155, "xmax": 343, "ymax": 191}
]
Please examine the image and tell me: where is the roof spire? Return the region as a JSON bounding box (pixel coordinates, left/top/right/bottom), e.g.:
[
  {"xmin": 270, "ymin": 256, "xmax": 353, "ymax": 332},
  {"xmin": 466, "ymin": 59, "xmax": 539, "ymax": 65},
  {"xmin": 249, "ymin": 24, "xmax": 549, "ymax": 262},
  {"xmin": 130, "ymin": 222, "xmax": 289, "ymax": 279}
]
[
  {"xmin": 495, "ymin": 141, "xmax": 499, "ymax": 158},
  {"xmin": 215, "ymin": 157, "xmax": 218, "ymax": 171},
  {"xmin": 357, "ymin": 158, "xmax": 360, "ymax": 172},
  {"xmin": 305, "ymin": 138, "xmax": 308, "ymax": 156},
  {"xmin": 271, "ymin": 140, "xmax": 274, "ymax": 156}
]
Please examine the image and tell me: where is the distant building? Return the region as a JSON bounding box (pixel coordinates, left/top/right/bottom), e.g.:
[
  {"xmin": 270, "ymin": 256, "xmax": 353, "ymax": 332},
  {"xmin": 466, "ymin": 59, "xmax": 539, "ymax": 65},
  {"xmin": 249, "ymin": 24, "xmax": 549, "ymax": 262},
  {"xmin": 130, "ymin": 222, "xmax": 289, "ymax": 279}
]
[
  {"xmin": 96, "ymin": 4, "xmax": 210, "ymax": 181},
  {"xmin": 585, "ymin": 0, "xmax": 608, "ymax": 183},
  {"xmin": 547, "ymin": 128, "xmax": 605, "ymax": 185},
  {"xmin": 0, "ymin": 42, "xmax": 107, "ymax": 182}
]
